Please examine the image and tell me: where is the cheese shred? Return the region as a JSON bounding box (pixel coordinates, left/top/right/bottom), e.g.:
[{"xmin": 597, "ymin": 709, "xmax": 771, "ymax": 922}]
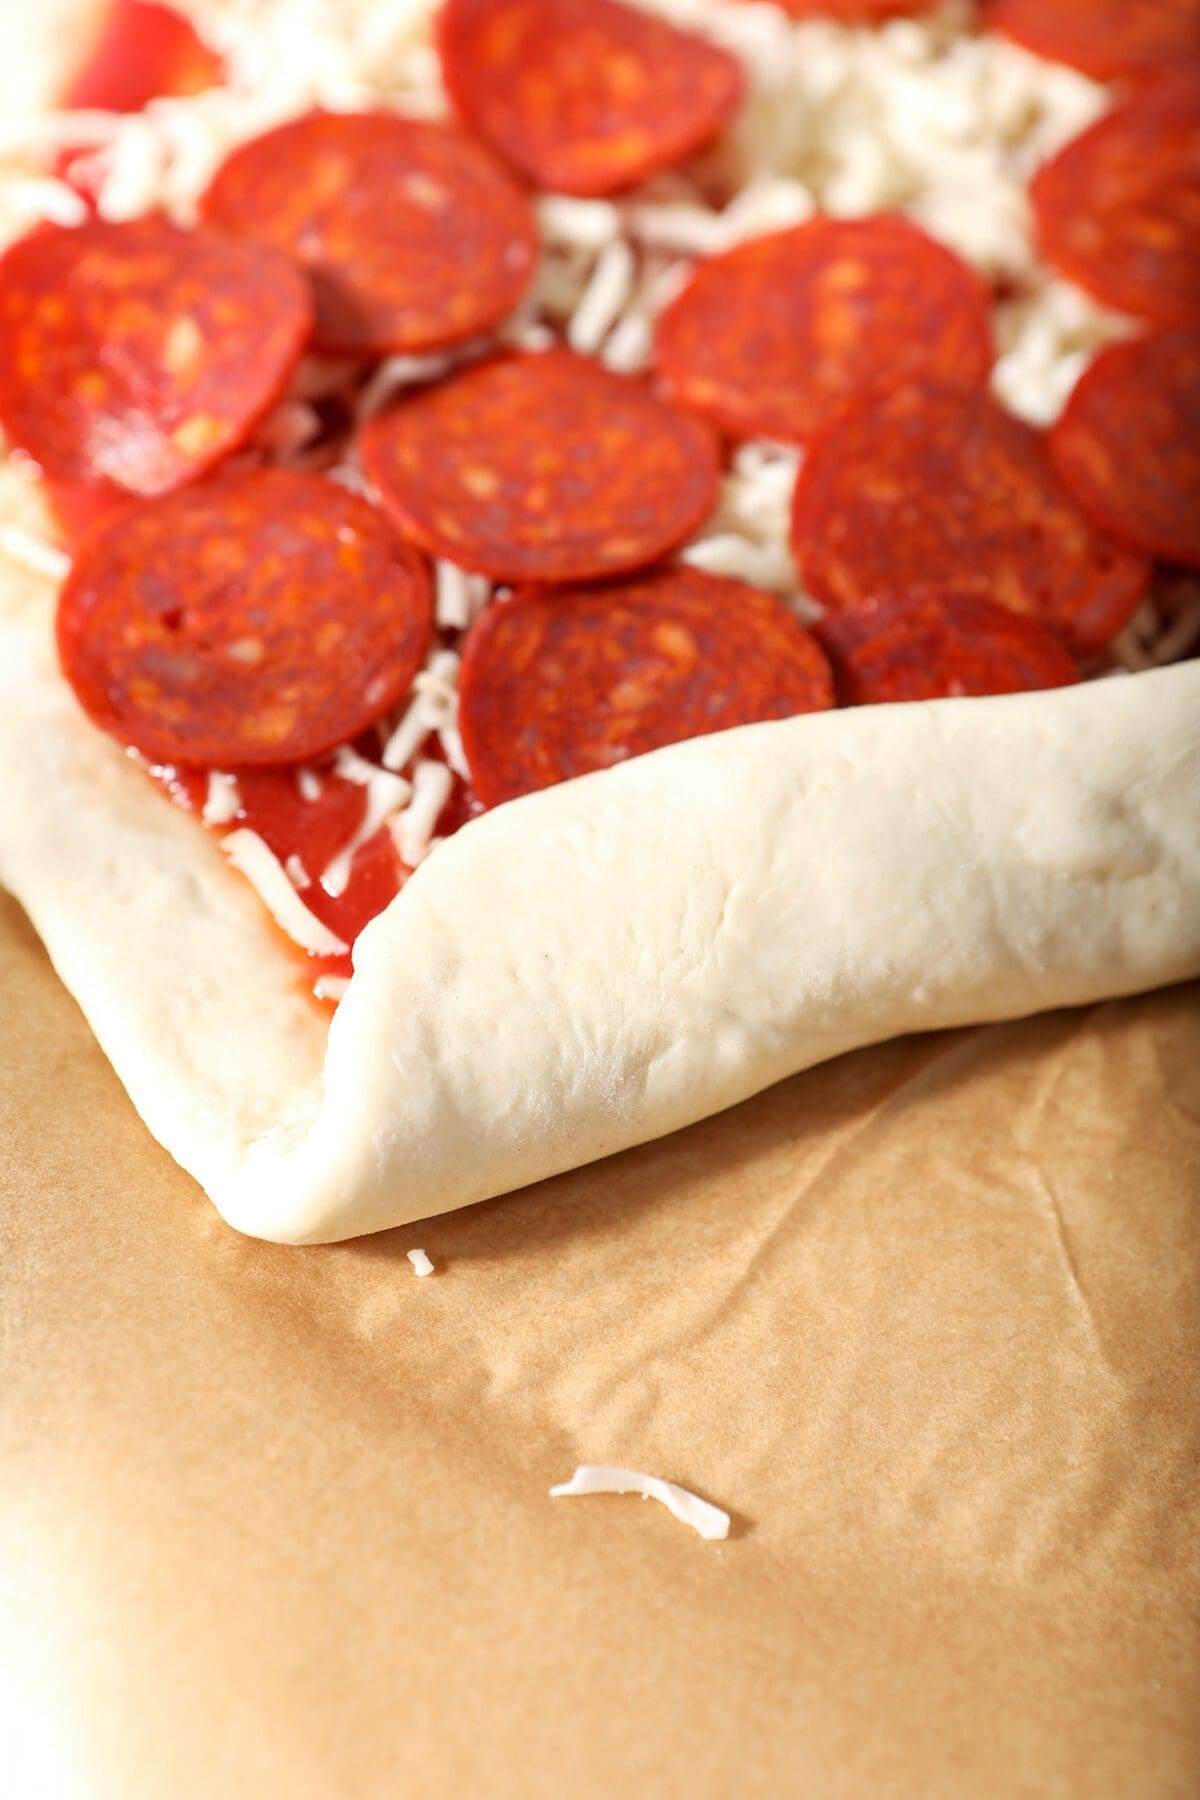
[{"xmin": 549, "ymin": 1465, "xmax": 731, "ymax": 1541}]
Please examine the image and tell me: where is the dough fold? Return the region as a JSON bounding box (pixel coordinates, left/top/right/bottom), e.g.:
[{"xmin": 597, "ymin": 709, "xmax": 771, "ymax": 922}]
[{"xmin": 2, "ymin": 493, "xmax": 1197, "ymax": 1242}]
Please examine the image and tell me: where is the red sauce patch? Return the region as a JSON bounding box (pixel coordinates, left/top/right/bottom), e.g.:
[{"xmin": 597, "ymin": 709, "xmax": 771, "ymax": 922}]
[{"xmin": 458, "ymin": 565, "xmax": 835, "ymax": 807}]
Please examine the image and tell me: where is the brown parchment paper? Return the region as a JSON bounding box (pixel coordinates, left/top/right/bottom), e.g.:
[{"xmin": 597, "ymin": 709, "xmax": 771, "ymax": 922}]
[
  {"xmin": 2, "ymin": 5, "xmax": 1199, "ymax": 1790},
  {"xmin": 2, "ymin": 886, "xmax": 1198, "ymax": 1800}
]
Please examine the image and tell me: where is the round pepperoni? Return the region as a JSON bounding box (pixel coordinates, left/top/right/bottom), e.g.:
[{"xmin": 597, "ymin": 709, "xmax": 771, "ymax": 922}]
[
  {"xmin": 1031, "ymin": 71, "xmax": 1200, "ymax": 328},
  {"xmin": 791, "ymin": 383, "xmax": 1150, "ymax": 658},
  {"xmin": 817, "ymin": 594, "xmax": 1080, "ymax": 706},
  {"xmin": 986, "ymin": 0, "xmax": 1200, "ymax": 81},
  {"xmin": 201, "ymin": 111, "xmax": 537, "ymax": 357},
  {"xmin": 437, "ymin": 0, "xmax": 743, "ymax": 198},
  {"xmin": 745, "ymin": 1, "xmax": 938, "ymax": 17},
  {"xmin": 56, "ymin": 469, "xmax": 433, "ymax": 767},
  {"xmin": 1050, "ymin": 329, "xmax": 1200, "ymax": 568},
  {"xmin": 360, "ymin": 348, "xmax": 721, "ymax": 583},
  {"xmin": 0, "ymin": 217, "xmax": 312, "ymax": 496},
  {"xmin": 458, "ymin": 566, "xmax": 835, "ymax": 806},
  {"xmin": 655, "ymin": 214, "xmax": 993, "ymax": 445},
  {"xmin": 62, "ymin": 0, "xmax": 223, "ymax": 112}
]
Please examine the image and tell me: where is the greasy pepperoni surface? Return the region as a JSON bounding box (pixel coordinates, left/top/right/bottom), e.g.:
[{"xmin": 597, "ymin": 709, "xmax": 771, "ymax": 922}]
[
  {"xmin": 791, "ymin": 383, "xmax": 1150, "ymax": 657},
  {"xmin": 437, "ymin": 0, "xmax": 743, "ymax": 197},
  {"xmin": 986, "ymin": 0, "xmax": 1200, "ymax": 81},
  {"xmin": 201, "ymin": 111, "xmax": 537, "ymax": 357},
  {"xmin": 1050, "ymin": 329, "xmax": 1200, "ymax": 568},
  {"xmin": 0, "ymin": 218, "xmax": 312, "ymax": 496},
  {"xmin": 62, "ymin": 0, "xmax": 222, "ymax": 111},
  {"xmin": 817, "ymin": 594, "xmax": 1080, "ymax": 705},
  {"xmin": 1032, "ymin": 72, "xmax": 1200, "ymax": 327},
  {"xmin": 746, "ymin": 1, "xmax": 938, "ymax": 16},
  {"xmin": 57, "ymin": 469, "xmax": 433, "ymax": 766},
  {"xmin": 361, "ymin": 348, "xmax": 721, "ymax": 583},
  {"xmin": 655, "ymin": 214, "xmax": 993, "ymax": 445},
  {"xmin": 458, "ymin": 566, "xmax": 835, "ymax": 806}
]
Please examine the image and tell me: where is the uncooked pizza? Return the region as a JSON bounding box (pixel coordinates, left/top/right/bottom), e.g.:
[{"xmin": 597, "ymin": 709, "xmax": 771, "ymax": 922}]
[{"xmin": 0, "ymin": 0, "xmax": 1197, "ymax": 1241}]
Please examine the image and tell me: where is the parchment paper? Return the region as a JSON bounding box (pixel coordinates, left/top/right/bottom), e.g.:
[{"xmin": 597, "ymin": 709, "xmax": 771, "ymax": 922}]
[
  {"xmin": 2, "ymin": 4, "xmax": 1198, "ymax": 1790},
  {"xmin": 2, "ymin": 888, "xmax": 1198, "ymax": 1799}
]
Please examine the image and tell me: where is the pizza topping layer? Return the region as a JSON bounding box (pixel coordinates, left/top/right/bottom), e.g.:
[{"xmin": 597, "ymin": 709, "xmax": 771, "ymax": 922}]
[
  {"xmin": 1050, "ymin": 328, "xmax": 1200, "ymax": 569},
  {"xmin": 361, "ymin": 348, "xmax": 721, "ymax": 582},
  {"xmin": 817, "ymin": 594, "xmax": 1080, "ymax": 705},
  {"xmin": 1032, "ymin": 70, "xmax": 1200, "ymax": 328},
  {"xmin": 0, "ymin": 216, "xmax": 312, "ymax": 495},
  {"xmin": 56, "ymin": 468, "xmax": 433, "ymax": 765},
  {"xmin": 201, "ymin": 111, "xmax": 538, "ymax": 357},
  {"xmin": 61, "ymin": 0, "xmax": 223, "ymax": 112},
  {"xmin": 437, "ymin": 0, "xmax": 744, "ymax": 196},
  {"xmin": 4, "ymin": 0, "xmax": 1198, "ymax": 1002},
  {"xmin": 791, "ymin": 383, "xmax": 1151, "ymax": 659},
  {"xmin": 458, "ymin": 566, "xmax": 834, "ymax": 806},
  {"xmin": 654, "ymin": 213, "xmax": 994, "ymax": 444},
  {"xmin": 986, "ymin": 0, "xmax": 1200, "ymax": 82}
]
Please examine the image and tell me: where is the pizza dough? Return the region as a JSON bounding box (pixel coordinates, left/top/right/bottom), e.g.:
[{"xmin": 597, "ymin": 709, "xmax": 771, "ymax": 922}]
[{"xmin": 2, "ymin": 465, "xmax": 1197, "ymax": 1242}]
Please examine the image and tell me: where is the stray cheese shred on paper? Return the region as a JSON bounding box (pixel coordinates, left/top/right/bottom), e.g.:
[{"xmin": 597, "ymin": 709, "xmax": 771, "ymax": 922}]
[
  {"xmin": 406, "ymin": 1248, "xmax": 434, "ymax": 1278},
  {"xmin": 549, "ymin": 1466, "xmax": 730, "ymax": 1541}
]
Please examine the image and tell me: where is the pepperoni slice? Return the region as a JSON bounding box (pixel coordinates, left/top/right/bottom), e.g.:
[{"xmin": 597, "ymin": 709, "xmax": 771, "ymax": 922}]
[
  {"xmin": 56, "ymin": 469, "xmax": 433, "ymax": 767},
  {"xmin": 437, "ymin": 0, "xmax": 743, "ymax": 198},
  {"xmin": 1031, "ymin": 72, "xmax": 1200, "ymax": 328},
  {"xmin": 1050, "ymin": 329, "xmax": 1200, "ymax": 569},
  {"xmin": 201, "ymin": 112, "xmax": 537, "ymax": 357},
  {"xmin": 458, "ymin": 566, "xmax": 835, "ymax": 807},
  {"xmin": 361, "ymin": 348, "xmax": 720, "ymax": 584},
  {"xmin": 655, "ymin": 214, "xmax": 993, "ymax": 445},
  {"xmin": 744, "ymin": 1, "xmax": 937, "ymax": 17},
  {"xmin": 791, "ymin": 384, "xmax": 1150, "ymax": 658},
  {"xmin": 62, "ymin": 0, "xmax": 222, "ymax": 111},
  {"xmin": 986, "ymin": 0, "xmax": 1200, "ymax": 81},
  {"xmin": 817, "ymin": 594, "xmax": 1080, "ymax": 705},
  {"xmin": 0, "ymin": 218, "xmax": 312, "ymax": 497}
]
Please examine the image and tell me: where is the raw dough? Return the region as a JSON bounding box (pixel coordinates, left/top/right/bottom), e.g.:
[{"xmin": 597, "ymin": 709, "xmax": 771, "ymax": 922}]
[{"xmin": 2, "ymin": 467, "xmax": 1198, "ymax": 1242}]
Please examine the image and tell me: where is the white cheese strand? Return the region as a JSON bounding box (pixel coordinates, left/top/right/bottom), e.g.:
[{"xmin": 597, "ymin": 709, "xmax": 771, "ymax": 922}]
[
  {"xmin": 319, "ymin": 749, "xmax": 412, "ymax": 899},
  {"xmin": 221, "ymin": 829, "xmax": 348, "ymax": 957},
  {"xmin": 201, "ymin": 771, "xmax": 242, "ymax": 828},
  {"xmin": 406, "ymin": 1247, "xmax": 435, "ymax": 1277},
  {"xmin": 549, "ymin": 1466, "xmax": 731, "ymax": 1542},
  {"xmin": 381, "ymin": 650, "xmax": 461, "ymax": 772},
  {"xmin": 0, "ymin": 526, "xmax": 70, "ymax": 585},
  {"xmin": 389, "ymin": 757, "xmax": 454, "ymax": 867}
]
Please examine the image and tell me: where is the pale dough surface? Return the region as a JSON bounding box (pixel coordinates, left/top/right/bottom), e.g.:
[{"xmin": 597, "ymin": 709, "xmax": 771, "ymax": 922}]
[
  {"xmin": 2, "ymin": 464, "xmax": 1199, "ymax": 1241},
  {"xmin": 2, "ymin": 8, "xmax": 1198, "ymax": 1241}
]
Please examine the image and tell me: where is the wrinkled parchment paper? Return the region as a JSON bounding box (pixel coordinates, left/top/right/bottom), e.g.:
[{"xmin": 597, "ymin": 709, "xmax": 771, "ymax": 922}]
[
  {"xmin": 1, "ymin": 6, "xmax": 1198, "ymax": 1790},
  {"xmin": 2, "ymin": 890, "xmax": 1198, "ymax": 1799}
]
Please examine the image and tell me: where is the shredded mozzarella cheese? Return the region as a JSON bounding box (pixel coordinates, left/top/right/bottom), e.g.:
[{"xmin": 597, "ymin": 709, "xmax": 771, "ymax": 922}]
[
  {"xmin": 406, "ymin": 1247, "xmax": 435, "ymax": 1276},
  {"xmin": 319, "ymin": 749, "xmax": 412, "ymax": 898},
  {"xmin": 222, "ymin": 829, "xmax": 348, "ymax": 956},
  {"xmin": 389, "ymin": 757, "xmax": 454, "ymax": 867},
  {"xmin": 549, "ymin": 1465, "xmax": 731, "ymax": 1541},
  {"xmin": 0, "ymin": 526, "xmax": 70, "ymax": 585},
  {"xmin": 201, "ymin": 771, "xmax": 242, "ymax": 828}
]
